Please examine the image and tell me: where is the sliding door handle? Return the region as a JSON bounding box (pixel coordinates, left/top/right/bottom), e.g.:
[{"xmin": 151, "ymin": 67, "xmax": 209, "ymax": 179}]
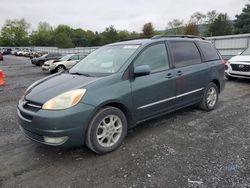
[
  {"xmin": 177, "ymin": 70, "xmax": 183, "ymax": 76},
  {"xmin": 166, "ymin": 73, "xmax": 174, "ymax": 79}
]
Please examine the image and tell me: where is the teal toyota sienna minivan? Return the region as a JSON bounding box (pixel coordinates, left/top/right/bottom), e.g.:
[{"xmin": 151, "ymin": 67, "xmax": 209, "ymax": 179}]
[{"xmin": 17, "ymin": 36, "xmax": 225, "ymax": 154}]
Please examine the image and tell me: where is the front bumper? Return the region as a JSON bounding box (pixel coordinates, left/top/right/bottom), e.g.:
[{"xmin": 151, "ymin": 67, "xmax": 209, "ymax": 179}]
[
  {"xmin": 42, "ymin": 63, "xmax": 56, "ymax": 73},
  {"xmin": 225, "ymin": 62, "xmax": 250, "ymax": 79},
  {"xmin": 17, "ymin": 99, "xmax": 95, "ymax": 147},
  {"xmin": 31, "ymin": 60, "xmax": 37, "ymax": 64}
]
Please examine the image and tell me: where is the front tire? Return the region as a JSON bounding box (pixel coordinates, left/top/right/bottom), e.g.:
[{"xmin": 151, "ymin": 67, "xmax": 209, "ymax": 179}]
[
  {"xmin": 56, "ymin": 65, "xmax": 66, "ymax": 72},
  {"xmin": 199, "ymin": 83, "xmax": 219, "ymax": 111},
  {"xmin": 86, "ymin": 107, "xmax": 127, "ymax": 154}
]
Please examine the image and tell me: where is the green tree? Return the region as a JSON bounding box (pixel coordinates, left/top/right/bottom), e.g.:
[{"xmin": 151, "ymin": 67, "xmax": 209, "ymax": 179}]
[
  {"xmin": 0, "ymin": 18, "xmax": 30, "ymax": 46},
  {"xmin": 91, "ymin": 32, "xmax": 101, "ymax": 46},
  {"xmin": 129, "ymin": 31, "xmax": 140, "ymax": 39},
  {"xmin": 234, "ymin": 1, "xmax": 250, "ymax": 34},
  {"xmin": 165, "ymin": 19, "xmax": 184, "ymax": 34},
  {"xmin": 71, "ymin": 28, "xmax": 86, "ymax": 47},
  {"xmin": 30, "ymin": 22, "xmax": 54, "ymax": 46},
  {"xmin": 85, "ymin": 30, "xmax": 95, "ymax": 46},
  {"xmin": 118, "ymin": 30, "xmax": 130, "ymax": 41},
  {"xmin": 191, "ymin": 12, "xmax": 206, "ymax": 24},
  {"xmin": 54, "ymin": 32, "xmax": 74, "ymax": 48},
  {"xmin": 207, "ymin": 13, "xmax": 232, "ymax": 36},
  {"xmin": 184, "ymin": 22, "xmax": 199, "ymax": 35},
  {"xmin": 142, "ymin": 22, "xmax": 154, "ymax": 38},
  {"xmin": 100, "ymin": 25, "xmax": 118, "ymax": 45},
  {"xmin": 54, "ymin": 25, "xmax": 74, "ymax": 48},
  {"xmin": 205, "ymin": 10, "xmax": 218, "ymax": 24}
]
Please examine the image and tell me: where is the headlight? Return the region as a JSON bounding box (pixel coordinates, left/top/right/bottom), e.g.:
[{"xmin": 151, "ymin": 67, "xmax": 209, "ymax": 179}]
[{"xmin": 42, "ymin": 89, "xmax": 86, "ymax": 110}]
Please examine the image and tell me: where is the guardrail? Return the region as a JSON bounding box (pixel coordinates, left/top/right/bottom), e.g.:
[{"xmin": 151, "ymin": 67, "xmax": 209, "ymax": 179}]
[
  {"xmin": 32, "ymin": 46, "xmax": 100, "ymax": 55},
  {"xmin": 0, "ymin": 46, "xmax": 100, "ymax": 56}
]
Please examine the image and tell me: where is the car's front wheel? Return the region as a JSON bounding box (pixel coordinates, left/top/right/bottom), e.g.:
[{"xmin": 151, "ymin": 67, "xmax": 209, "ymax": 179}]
[
  {"xmin": 56, "ymin": 65, "xmax": 66, "ymax": 72},
  {"xmin": 199, "ymin": 82, "xmax": 219, "ymax": 111},
  {"xmin": 86, "ymin": 106, "xmax": 127, "ymax": 154}
]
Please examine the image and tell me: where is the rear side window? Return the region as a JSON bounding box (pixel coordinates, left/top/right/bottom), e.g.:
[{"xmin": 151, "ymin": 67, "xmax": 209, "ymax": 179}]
[
  {"xmin": 134, "ymin": 43, "xmax": 169, "ymax": 72},
  {"xmin": 169, "ymin": 41, "xmax": 201, "ymax": 68},
  {"xmin": 198, "ymin": 42, "xmax": 220, "ymax": 61}
]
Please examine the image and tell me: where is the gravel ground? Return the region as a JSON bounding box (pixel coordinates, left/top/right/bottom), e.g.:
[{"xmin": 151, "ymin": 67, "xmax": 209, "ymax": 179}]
[{"xmin": 0, "ymin": 55, "xmax": 249, "ymax": 188}]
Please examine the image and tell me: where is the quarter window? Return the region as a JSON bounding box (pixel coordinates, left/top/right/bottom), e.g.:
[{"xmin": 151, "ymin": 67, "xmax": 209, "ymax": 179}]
[
  {"xmin": 198, "ymin": 42, "xmax": 220, "ymax": 61},
  {"xmin": 134, "ymin": 43, "xmax": 169, "ymax": 72},
  {"xmin": 169, "ymin": 41, "xmax": 202, "ymax": 68}
]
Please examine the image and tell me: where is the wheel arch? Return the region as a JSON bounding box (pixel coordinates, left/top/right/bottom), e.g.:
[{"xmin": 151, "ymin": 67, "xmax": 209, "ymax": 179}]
[
  {"xmin": 56, "ymin": 63, "xmax": 66, "ymax": 68},
  {"xmin": 90, "ymin": 100, "xmax": 134, "ymax": 129},
  {"xmin": 210, "ymin": 79, "xmax": 220, "ymax": 93}
]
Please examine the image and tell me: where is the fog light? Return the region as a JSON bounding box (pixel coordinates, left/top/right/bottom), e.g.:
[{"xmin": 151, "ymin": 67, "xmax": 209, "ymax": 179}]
[
  {"xmin": 225, "ymin": 64, "xmax": 228, "ymax": 70},
  {"xmin": 44, "ymin": 136, "xmax": 68, "ymax": 145}
]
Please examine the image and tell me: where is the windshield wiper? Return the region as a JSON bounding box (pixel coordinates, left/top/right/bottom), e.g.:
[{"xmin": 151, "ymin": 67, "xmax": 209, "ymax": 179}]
[{"xmin": 70, "ymin": 72, "xmax": 91, "ymax": 77}]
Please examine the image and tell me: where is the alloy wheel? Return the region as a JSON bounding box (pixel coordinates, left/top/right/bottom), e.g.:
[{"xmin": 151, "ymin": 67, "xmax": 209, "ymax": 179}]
[
  {"xmin": 96, "ymin": 115, "xmax": 122, "ymax": 147},
  {"xmin": 207, "ymin": 87, "xmax": 217, "ymax": 108}
]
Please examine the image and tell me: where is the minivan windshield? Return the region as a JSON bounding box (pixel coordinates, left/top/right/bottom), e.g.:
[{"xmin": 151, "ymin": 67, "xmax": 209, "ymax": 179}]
[
  {"xmin": 241, "ymin": 47, "xmax": 250, "ymax": 55},
  {"xmin": 69, "ymin": 45, "xmax": 140, "ymax": 76}
]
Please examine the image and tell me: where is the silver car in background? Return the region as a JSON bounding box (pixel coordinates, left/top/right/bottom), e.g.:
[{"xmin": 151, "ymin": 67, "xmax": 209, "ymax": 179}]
[{"xmin": 42, "ymin": 54, "xmax": 85, "ymax": 73}]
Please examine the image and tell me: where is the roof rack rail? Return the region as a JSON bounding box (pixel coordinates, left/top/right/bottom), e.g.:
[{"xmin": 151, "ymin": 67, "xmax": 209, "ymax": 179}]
[{"xmin": 152, "ymin": 35, "xmax": 206, "ymax": 40}]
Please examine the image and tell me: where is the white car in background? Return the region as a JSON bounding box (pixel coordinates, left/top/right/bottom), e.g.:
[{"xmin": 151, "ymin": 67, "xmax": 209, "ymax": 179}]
[
  {"xmin": 42, "ymin": 54, "xmax": 84, "ymax": 73},
  {"xmin": 225, "ymin": 48, "xmax": 250, "ymax": 79}
]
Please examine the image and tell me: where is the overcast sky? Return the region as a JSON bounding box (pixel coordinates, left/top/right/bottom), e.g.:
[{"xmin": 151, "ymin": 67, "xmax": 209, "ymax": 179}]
[{"xmin": 0, "ymin": 0, "xmax": 248, "ymax": 32}]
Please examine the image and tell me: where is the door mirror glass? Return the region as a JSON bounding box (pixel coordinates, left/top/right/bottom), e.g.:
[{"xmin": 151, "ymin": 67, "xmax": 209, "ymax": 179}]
[{"xmin": 134, "ymin": 65, "xmax": 151, "ymax": 77}]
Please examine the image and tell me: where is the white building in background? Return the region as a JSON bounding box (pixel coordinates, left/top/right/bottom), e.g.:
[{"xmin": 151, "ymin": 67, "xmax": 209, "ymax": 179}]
[{"xmin": 207, "ymin": 33, "xmax": 250, "ymax": 60}]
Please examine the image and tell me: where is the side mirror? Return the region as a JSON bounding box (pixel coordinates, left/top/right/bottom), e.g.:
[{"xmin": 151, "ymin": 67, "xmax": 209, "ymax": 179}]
[
  {"xmin": 237, "ymin": 51, "xmax": 242, "ymax": 55},
  {"xmin": 134, "ymin": 65, "xmax": 151, "ymax": 77},
  {"xmin": 68, "ymin": 59, "xmax": 72, "ymax": 61}
]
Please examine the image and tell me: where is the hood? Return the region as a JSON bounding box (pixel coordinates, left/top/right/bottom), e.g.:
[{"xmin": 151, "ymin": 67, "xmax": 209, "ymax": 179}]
[
  {"xmin": 25, "ymin": 73, "xmax": 100, "ymax": 104},
  {"xmin": 44, "ymin": 60, "xmax": 55, "ymax": 65},
  {"xmin": 33, "ymin": 56, "xmax": 43, "ymax": 61},
  {"xmin": 229, "ymin": 55, "xmax": 250, "ymax": 63}
]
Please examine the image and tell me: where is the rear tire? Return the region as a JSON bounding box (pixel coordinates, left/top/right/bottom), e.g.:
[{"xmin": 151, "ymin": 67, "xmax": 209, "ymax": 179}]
[
  {"xmin": 199, "ymin": 83, "xmax": 219, "ymax": 111},
  {"xmin": 86, "ymin": 106, "xmax": 127, "ymax": 154}
]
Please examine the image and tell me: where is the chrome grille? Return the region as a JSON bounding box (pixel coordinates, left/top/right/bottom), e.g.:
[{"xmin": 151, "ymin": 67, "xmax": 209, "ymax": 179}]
[
  {"xmin": 231, "ymin": 64, "xmax": 250, "ymax": 72},
  {"xmin": 23, "ymin": 100, "xmax": 42, "ymax": 112}
]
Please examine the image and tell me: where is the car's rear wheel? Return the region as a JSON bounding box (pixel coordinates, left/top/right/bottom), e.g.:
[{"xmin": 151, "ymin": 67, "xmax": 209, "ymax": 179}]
[
  {"xmin": 199, "ymin": 82, "xmax": 219, "ymax": 111},
  {"xmin": 86, "ymin": 106, "xmax": 127, "ymax": 154},
  {"xmin": 56, "ymin": 65, "xmax": 65, "ymax": 72}
]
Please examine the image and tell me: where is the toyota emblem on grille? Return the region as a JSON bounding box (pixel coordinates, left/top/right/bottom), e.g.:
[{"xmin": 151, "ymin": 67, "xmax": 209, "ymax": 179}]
[{"xmin": 239, "ymin": 65, "xmax": 244, "ymax": 68}]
